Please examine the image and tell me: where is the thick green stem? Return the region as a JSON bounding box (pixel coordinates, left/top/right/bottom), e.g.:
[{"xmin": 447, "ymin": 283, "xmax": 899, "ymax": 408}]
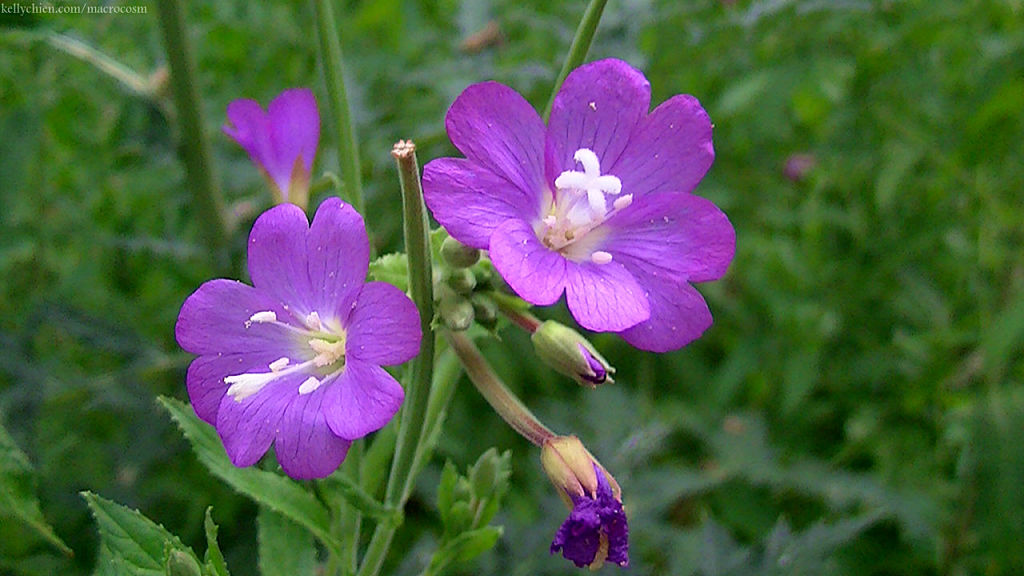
[
  {"xmin": 542, "ymin": 0, "xmax": 609, "ymax": 122},
  {"xmin": 356, "ymin": 141, "xmax": 436, "ymax": 576},
  {"xmin": 155, "ymin": 0, "xmax": 230, "ymax": 267},
  {"xmin": 312, "ymin": 0, "xmax": 365, "ymax": 216},
  {"xmin": 445, "ymin": 330, "xmax": 555, "ymax": 447}
]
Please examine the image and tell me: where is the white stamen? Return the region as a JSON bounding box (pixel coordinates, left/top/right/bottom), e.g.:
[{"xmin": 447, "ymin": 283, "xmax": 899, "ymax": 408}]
[
  {"xmin": 268, "ymin": 357, "xmax": 290, "ymax": 372},
  {"xmin": 591, "ymin": 251, "xmax": 613, "ymax": 265},
  {"xmin": 249, "ymin": 310, "xmax": 277, "ymax": 324},
  {"xmin": 305, "ymin": 311, "xmax": 323, "ymax": 331},
  {"xmin": 543, "ymin": 215, "xmax": 558, "ymax": 227},
  {"xmin": 613, "ymin": 194, "xmax": 633, "ymax": 211},
  {"xmin": 225, "ymin": 371, "xmax": 279, "ymax": 402},
  {"xmin": 298, "ymin": 376, "xmax": 323, "ymax": 395}
]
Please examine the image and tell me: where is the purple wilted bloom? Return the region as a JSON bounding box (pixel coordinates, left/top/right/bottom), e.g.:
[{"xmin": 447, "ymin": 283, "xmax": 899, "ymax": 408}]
[
  {"xmin": 175, "ymin": 198, "xmax": 421, "ymax": 479},
  {"xmin": 423, "ymin": 59, "xmax": 735, "ymax": 352},
  {"xmin": 224, "ymin": 88, "xmax": 320, "ymax": 205},
  {"xmin": 542, "ymin": 436, "xmax": 628, "ymax": 568}
]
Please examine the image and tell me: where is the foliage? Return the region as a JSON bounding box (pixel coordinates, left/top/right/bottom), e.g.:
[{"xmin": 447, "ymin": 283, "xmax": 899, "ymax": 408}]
[{"xmin": 1, "ymin": 0, "xmax": 1022, "ymax": 575}]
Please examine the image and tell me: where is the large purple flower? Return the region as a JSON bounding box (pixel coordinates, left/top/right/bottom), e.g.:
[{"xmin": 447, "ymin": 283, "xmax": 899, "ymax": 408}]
[
  {"xmin": 224, "ymin": 88, "xmax": 320, "ymax": 204},
  {"xmin": 423, "ymin": 59, "xmax": 735, "ymax": 352},
  {"xmin": 175, "ymin": 198, "xmax": 421, "ymax": 479}
]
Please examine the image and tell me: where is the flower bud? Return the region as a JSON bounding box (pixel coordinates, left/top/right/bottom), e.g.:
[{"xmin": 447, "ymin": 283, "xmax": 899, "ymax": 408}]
[
  {"xmin": 164, "ymin": 549, "xmax": 202, "ymax": 576},
  {"xmin": 446, "ymin": 267, "xmax": 477, "ymax": 296},
  {"xmin": 438, "ymin": 287, "xmax": 474, "ymax": 331},
  {"xmin": 440, "ymin": 236, "xmax": 481, "ymax": 268},
  {"xmin": 541, "ymin": 435, "xmax": 628, "ymax": 569},
  {"xmin": 531, "ymin": 321, "xmax": 615, "ymax": 387}
]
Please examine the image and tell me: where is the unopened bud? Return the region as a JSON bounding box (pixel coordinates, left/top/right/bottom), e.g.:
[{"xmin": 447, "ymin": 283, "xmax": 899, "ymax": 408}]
[
  {"xmin": 531, "ymin": 321, "xmax": 614, "ymax": 387},
  {"xmin": 446, "ymin": 268, "xmax": 477, "ymax": 296},
  {"xmin": 438, "ymin": 287, "xmax": 474, "ymax": 331},
  {"xmin": 440, "ymin": 236, "xmax": 481, "ymax": 268},
  {"xmin": 164, "ymin": 549, "xmax": 202, "ymax": 576}
]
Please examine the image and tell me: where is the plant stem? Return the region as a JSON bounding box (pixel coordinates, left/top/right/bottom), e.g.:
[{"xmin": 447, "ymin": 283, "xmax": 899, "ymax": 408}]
[
  {"xmin": 489, "ymin": 292, "xmax": 542, "ymax": 333},
  {"xmin": 445, "ymin": 330, "xmax": 555, "ymax": 447},
  {"xmin": 356, "ymin": 141, "xmax": 436, "ymax": 576},
  {"xmin": 312, "ymin": 0, "xmax": 365, "ymax": 216},
  {"xmin": 155, "ymin": 0, "xmax": 230, "ymax": 268},
  {"xmin": 542, "ymin": 0, "xmax": 609, "ymax": 122}
]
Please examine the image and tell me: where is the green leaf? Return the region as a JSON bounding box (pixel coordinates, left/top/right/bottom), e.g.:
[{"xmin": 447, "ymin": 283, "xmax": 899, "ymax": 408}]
[
  {"xmin": 368, "ymin": 253, "xmax": 408, "ymax": 292},
  {"xmin": 0, "ymin": 421, "xmax": 71, "ymax": 556},
  {"xmin": 203, "ymin": 508, "xmax": 229, "ymax": 576},
  {"xmin": 257, "ymin": 506, "xmax": 316, "ymax": 576},
  {"xmin": 425, "ymin": 526, "xmax": 503, "ymax": 576},
  {"xmin": 320, "ymin": 472, "xmax": 399, "ymax": 524},
  {"xmin": 82, "ymin": 491, "xmax": 197, "ymax": 576},
  {"xmin": 437, "ymin": 460, "xmax": 458, "ymax": 530},
  {"xmin": 158, "ymin": 397, "xmax": 339, "ymax": 555}
]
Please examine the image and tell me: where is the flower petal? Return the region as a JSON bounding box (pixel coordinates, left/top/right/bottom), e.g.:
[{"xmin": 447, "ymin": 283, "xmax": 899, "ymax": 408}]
[
  {"xmin": 609, "ymin": 94, "xmax": 714, "ymax": 198},
  {"xmin": 603, "ymin": 191, "xmax": 735, "ymax": 283},
  {"xmin": 619, "ymin": 276, "xmax": 713, "ymax": 353},
  {"xmin": 305, "ymin": 198, "xmax": 369, "ymax": 322},
  {"xmin": 443, "ymin": 81, "xmax": 547, "ymax": 203},
  {"xmin": 546, "ymin": 59, "xmax": 651, "ymax": 183},
  {"xmin": 323, "ymin": 360, "xmax": 404, "ymax": 441},
  {"xmin": 247, "ymin": 203, "xmax": 315, "ymax": 317},
  {"xmin": 175, "ymin": 279, "xmax": 296, "ymax": 355},
  {"xmin": 564, "ymin": 260, "xmax": 649, "ymax": 332},
  {"xmin": 423, "ymin": 158, "xmax": 542, "ymax": 249},
  {"xmin": 345, "ymin": 282, "xmax": 421, "ymax": 366},
  {"xmin": 216, "ymin": 379, "xmax": 297, "ymax": 468},
  {"xmin": 274, "ymin": 386, "xmax": 351, "ymax": 479},
  {"xmin": 185, "ymin": 350, "xmax": 292, "ymax": 425},
  {"xmin": 224, "ymin": 98, "xmax": 272, "ymax": 176},
  {"xmin": 267, "ymin": 88, "xmax": 320, "ymax": 192},
  {"xmin": 488, "ymin": 218, "xmax": 568, "ymax": 306}
]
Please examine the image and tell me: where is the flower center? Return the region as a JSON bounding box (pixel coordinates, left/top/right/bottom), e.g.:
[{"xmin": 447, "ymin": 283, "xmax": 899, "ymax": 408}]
[
  {"xmin": 541, "ymin": 148, "xmax": 631, "ymax": 264},
  {"xmin": 224, "ymin": 310, "xmax": 347, "ymax": 401}
]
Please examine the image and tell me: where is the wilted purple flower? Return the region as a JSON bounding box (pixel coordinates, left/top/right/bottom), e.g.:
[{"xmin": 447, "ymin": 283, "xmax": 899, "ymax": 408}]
[
  {"xmin": 542, "ymin": 436, "xmax": 628, "ymax": 568},
  {"xmin": 175, "ymin": 198, "xmax": 421, "ymax": 479},
  {"xmin": 224, "ymin": 88, "xmax": 320, "ymax": 205},
  {"xmin": 423, "ymin": 59, "xmax": 735, "ymax": 352}
]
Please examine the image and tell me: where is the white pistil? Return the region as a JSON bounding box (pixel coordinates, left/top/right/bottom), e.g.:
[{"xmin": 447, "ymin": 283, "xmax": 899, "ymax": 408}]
[
  {"xmin": 591, "ymin": 251, "xmax": 613, "ymax": 265},
  {"xmin": 543, "ymin": 148, "xmax": 629, "ymax": 254},
  {"xmin": 309, "ymin": 337, "xmax": 345, "ymax": 367},
  {"xmin": 298, "ymin": 376, "xmax": 323, "ymax": 395},
  {"xmin": 268, "ymin": 357, "xmax": 290, "ymax": 372}
]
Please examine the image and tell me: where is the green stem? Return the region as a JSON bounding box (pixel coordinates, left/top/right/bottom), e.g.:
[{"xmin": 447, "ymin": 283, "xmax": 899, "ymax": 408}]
[
  {"xmin": 312, "ymin": 0, "xmax": 365, "ymax": 216},
  {"xmin": 155, "ymin": 0, "xmax": 231, "ymax": 268},
  {"xmin": 489, "ymin": 292, "xmax": 542, "ymax": 333},
  {"xmin": 356, "ymin": 141, "xmax": 436, "ymax": 576},
  {"xmin": 445, "ymin": 330, "xmax": 555, "ymax": 447},
  {"xmin": 542, "ymin": 0, "xmax": 609, "ymax": 122}
]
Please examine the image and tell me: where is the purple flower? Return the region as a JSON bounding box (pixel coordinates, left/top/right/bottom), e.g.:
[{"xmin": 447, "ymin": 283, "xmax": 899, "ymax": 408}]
[
  {"xmin": 542, "ymin": 436, "xmax": 628, "ymax": 569},
  {"xmin": 423, "ymin": 59, "xmax": 735, "ymax": 352},
  {"xmin": 175, "ymin": 198, "xmax": 421, "ymax": 480},
  {"xmin": 224, "ymin": 88, "xmax": 320, "ymax": 205},
  {"xmin": 550, "ymin": 463, "xmax": 629, "ymax": 568}
]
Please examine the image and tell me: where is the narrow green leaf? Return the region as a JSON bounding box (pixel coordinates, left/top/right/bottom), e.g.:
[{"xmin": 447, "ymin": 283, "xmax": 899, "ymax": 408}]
[
  {"xmin": 320, "ymin": 472, "xmax": 400, "ymax": 524},
  {"xmin": 257, "ymin": 506, "xmax": 317, "ymax": 576},
  {"xmin": 0, "ymin": 421, "xmax": 72, "ymax": 556},
  {"xmin": 426, "ymin": 526, "xmax": 503, "ymax": 576},
  {"xmin": 203, "ymin": 508, "xmax": 229, "ymax": 576},
  {"xmin": 158, "ymin": 397, "xmax": 339, "ymax": 555},
  {"xmin": 82, "ymin": 491, "xmax": 197, "ymax": 576}
]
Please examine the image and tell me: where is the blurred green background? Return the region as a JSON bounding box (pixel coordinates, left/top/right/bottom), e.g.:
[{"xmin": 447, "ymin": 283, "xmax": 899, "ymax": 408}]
[{"xmin": 2, "ymin": 0, "xmax": 1023, "ymax": 574}]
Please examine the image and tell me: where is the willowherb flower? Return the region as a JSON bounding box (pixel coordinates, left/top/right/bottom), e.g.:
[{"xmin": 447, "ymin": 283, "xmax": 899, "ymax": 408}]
[
  {"xmin": 423, "ymin": 59, "xmax": 735, "ymax": 352},
  {"xmin": 175, "ymin": 198, "xmax": 421, "ymax": 479},
  {"xmin": 542, "ymin": 435, "xmax": 628, "ymax": 569},
  {"xmin": 224, "ymin": 87, "xmax": 320, "ymax": 206}
]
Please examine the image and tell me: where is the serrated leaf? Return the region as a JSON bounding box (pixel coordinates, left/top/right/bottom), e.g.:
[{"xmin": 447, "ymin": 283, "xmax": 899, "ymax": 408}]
[
  {"xmin": 257, "ymin": 506, "xmax": 316, "ymax": 576},
  {"xmin": 82, "ymin": 492, "xmax": 197, "ymax": 576},
  {"xmin": 0, "ymin": 421, "xmax": 71, "ymax": 556},
  {"xmin": 203, "ymin": 508, "xmax": 229, "ymax": 576},
  {"xmin": 368, "ymin": 253, "xmax": 408, "ymax": 292},
  {"xmin": 320, "ymin": 471, "xmax": 399, "ymax": 523},
  {"xmin": 158, "ymin": 397, "xmax": 339, "ymax": 555}
]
